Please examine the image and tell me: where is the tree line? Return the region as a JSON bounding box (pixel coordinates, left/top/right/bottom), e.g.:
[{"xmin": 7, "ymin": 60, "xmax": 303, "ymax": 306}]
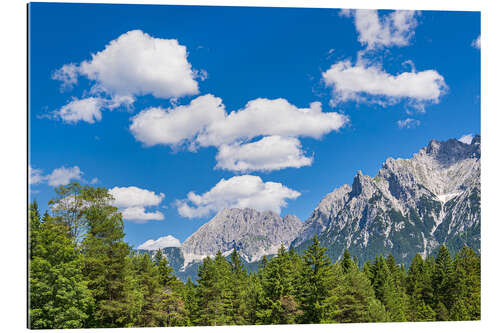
[{"xmin": 28, "ymin": 183, "xmax": 480, "ymax": 328}]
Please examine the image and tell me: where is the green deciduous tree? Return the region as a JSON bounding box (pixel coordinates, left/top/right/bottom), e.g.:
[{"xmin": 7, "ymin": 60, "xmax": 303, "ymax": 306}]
[{"xmin": 29, "ymin": 217, "xmax": 93, "ymax": 329}]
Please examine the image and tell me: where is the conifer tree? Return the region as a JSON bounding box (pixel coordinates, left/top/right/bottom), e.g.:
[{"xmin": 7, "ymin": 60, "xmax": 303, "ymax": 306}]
[
  {"xmin": 256, "ymin": 245, "xmax": 301, "ymax": 324},
  {"xmin": 432, "ymin": 245, "xmax": 454, "ymax": 320},
  {"xmin": 450, "ymin": 246, "xmax": 480, "ymax": 320},
  {"xmin": 153, "ymin": 249, "xmax": 177, "ymax": 288},
  {"xmin": 298, "ymin": 235, "xmax": 334, "ymax": 323},
  {"xmin": 29, "ymin": 201, "xmax": 42, "ymax": 260},
  {"xmin": 228, "ymin": 249, "xmax": 250, "ymax": 324},
  {"xmin": 78, "ymin": 185, "xmax": 142, "ymax": 327},
  {"xmin": 406, "ymin": 254, "xmax": 435, "ymax": 321},
  {"xmin": 326, "ymin": 262, "xmax": 388, "ymax": 323},
  {"xmin": 194, "ymin": 252, "xmax": 234, "ymax": 326}
]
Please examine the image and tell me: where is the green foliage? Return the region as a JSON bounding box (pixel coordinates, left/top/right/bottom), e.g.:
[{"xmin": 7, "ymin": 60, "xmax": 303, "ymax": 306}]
[
  {"xmin": 298, "ymin": 235, "xmax": 335, "ymax": 323},
  {"xmin": 29, "ymin": 219, "xmax": 93, "ymax": 329},
  {"xmin": 28, "ymin": 184, "xmax": 481, "ymax": 328},
  {"xmin": 256, "ymin": 244, "xmax": 302, "ymax": 324}
]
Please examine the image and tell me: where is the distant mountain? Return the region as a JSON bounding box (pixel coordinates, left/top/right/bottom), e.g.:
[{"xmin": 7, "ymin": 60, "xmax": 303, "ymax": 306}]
[
  {"xmin": 292, "ymin": 135, "xmax": 480, "ymax": 266},
  {"xmin": 181, "ymin": 207, "xmax": 302, "ymax": 266},
  {"xmin": 138, "ymin": 208, "xmax": 303, "ymax": 281},
  {"xmin": 136, "ymin": 136, "xmax": 480, "ymax": 279}
]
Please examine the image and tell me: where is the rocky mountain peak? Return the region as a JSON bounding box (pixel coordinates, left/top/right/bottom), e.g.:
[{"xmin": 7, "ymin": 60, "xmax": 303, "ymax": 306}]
[
  {"xmin": 424, "ymin": 137, "xmax": 479, "ymax": 167},
  {"xmin": 292, "ymin": 135, "xmax": 480, "ymax": 266},
  {"xmin": 181, "ymin": 207, "xmax": 302, "ymax": 266}
]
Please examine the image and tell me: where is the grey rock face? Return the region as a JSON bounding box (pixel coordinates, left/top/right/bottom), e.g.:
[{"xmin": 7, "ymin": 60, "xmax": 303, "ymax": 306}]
[
  {"xmin": 181, "ymin": 207, "xmax": 303, "ymax": 265},
  {"xmin": 292, "ymin": 136, "xmax": 480, "ymax": 266}
]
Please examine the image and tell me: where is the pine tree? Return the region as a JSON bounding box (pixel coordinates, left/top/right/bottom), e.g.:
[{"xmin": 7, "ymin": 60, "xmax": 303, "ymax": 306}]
[
  {"xmin": 256, "ymin": 245, "xmax": 301, "ymax": 324},
  {"xmin": 133, "ymin": 253, "xmax": 162, "ymax": 327},
  {"xmin": 194, "ymin": 252, "xmax": 234, "ymax": 326},
  {"xmin": 228, "ymin": 249, "xmax": 250, "ymax": 324},
  {"xmin": 406, "ymin": 254, "xmax": 435, "ymax": 321},
  {"xmin": 182, "ymin": 277, "xmax": 198, "ymax": 325},
  {"xmin": 298, "ymin": 235, "xmax": 334, "ymax": 323},
  {"xmin": 341, "ymin": 248, "xmax": 355, "ymax": 273},
  {"xmin": 326, "ymin": 263, "xmax": 387, "ymax": 323},
  {"xmin": 432, "ymin": 245, "xmax": 454, "ymax": 320},
  {"xmin": 153, "ymin": 249, "xmax": 177, "ymax": 288},
  {"xmin": 78, "ymin": 185, "xmax": 142, "ymax": 327},
  {"xmin": 28, "ymin": 201, "xmax": 42, "ymax": 260},
  {"xmin": 450, "ymin": 246, "xmax": 480, "ymax": 320}
]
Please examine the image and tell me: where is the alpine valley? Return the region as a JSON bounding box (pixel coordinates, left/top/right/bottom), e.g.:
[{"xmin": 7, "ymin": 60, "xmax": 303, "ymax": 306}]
[{"xmin": 138, "ymin": 136, "xmax": 481, "ymax": 281}]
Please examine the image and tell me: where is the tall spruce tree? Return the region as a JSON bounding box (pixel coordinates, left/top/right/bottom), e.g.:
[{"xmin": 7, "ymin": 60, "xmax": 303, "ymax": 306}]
[
  {"xmin": 432, "ymin": 245, "xmax": 454, "ymax": 320},
  {"xmin": 450, "ymin": 246, "xmax": 480, "ymax": 320},
  {"xmin": 298, "ymin": 235, "xmax": 334, "ymax": 323},
  {"xmin": 406, "ymin": 254, "xmax": 436, "ymax": 321},
  {"xmin": 256, "ymin": 245, "xmax": 301, "ymax": 324}
]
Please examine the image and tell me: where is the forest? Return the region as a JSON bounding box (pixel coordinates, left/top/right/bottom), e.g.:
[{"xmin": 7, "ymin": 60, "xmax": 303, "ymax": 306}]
[{"xmin": 28, "ymin": 183, "xmax": 480, "ymax": 328}]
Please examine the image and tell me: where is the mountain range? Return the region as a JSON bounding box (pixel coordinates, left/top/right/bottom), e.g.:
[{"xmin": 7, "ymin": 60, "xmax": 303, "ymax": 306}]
[{"xmin": 138, "ymin": 135, "xmax": 480, "ymax": 280}]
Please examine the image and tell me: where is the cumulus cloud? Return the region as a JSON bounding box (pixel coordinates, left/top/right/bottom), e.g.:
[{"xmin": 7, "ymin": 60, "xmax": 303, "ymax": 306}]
[
  {"xmin": 176, "ymin": 175, "xmax": 300, "ymax": 218},
  {"xmin": 458, "ymin": 134, "xmax": 474, "ymax": 144},
  {"xmin": 397, "ymin": 118, "xmax": 421, "ymax": 129},
  {"xmin": 52, "ymin": 63, "xmax": 79, "ymax": 90},
  {"xmin": 46, "ymin": 166, "xmax": 83, "ymax": 186},
  {"xmin": 121, "ymin": 207, "xmax": 164, "ymax": 222},
  {"xmin": 29, "ymin": 166, "xmax": 45, "ymax": 185},
  {"xmin": 330, "ymin": 9, "xmax": 444, "ymax": 112},
  {"xmin": 52, "ymin": 30, "xmax": 200, "ymax": 123},
  {"xmin": 197, "ymin": 98, "xmax": 347, "ymax": 147},
  {"xmin": 322, "ymin": 60, "xmax": 447, "ymax": 107},
  {"xmin": 54, "ymin": 97, "xmax": 104, "ymax": 124},
  {"xmin": 130, "ymin": 95, "xmax": 347, "ymax": 171},
  {"xmin": 130, "ymin": 94, "xmax": 226, "ymax": 147},
  {"xmin": 471, "ymin": 35, "xmax": 481, "ymax": 49},
  {"xmin": 109, "ymin": 186, "xmax": 165, "ymax": 222},
  {"xmin": 137, "ymin": 235, "xmax": 181, "ymax": 251},
  {"xmin": 341, "ymin": 9, "xmax": 419, "ymax": 50},
  {"xmin": 131, "ymin": 95, "xmax": 347, "ymax": 148},
  {"xmin": 109, "ymin": 186, "xmax": 165, "ymax": 207},
  {"xmin": 29, "ymin": 165, "xmax": 85, "ymax": 186},
  {"xmin": 215, "ymin": 136, "xmax": 313, "ymax": 172}
]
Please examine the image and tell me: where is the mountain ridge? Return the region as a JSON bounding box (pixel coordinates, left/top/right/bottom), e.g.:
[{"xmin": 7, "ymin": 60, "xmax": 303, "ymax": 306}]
[{"xmin": 137, "ymin": 135, "xmax": 480, "ymax": 279}]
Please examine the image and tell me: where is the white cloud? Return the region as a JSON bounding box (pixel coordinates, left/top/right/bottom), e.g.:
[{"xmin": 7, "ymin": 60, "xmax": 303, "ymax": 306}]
[
  {"xmin": 29, "ymin": 166, "xmax": 44, "ymax": 185},
  {"xmin": 129, "ymin": 94, "xmax": 226, "ymax": 147},
  {"xmin": 90, "ymin": 177, "xmax": 99, "ymax": 184},
  {"xmin": 54, "ymin": 30, "xmax": 199, "ymax": 100},
  {"xmin": 176, "ymin": 175, "xmax": 300, "ymax": 218},
  {"xmin": 198, "ymin": 98, "xmax": 347, "ymax": 147},
  {"xmin": 51, "ymin": 63, "xmax": 79, "ymax": 90},
  {"xmin": 51, "ymin": 30, "xmax": 200, "ymax": 123},
  {"xmin": 322, "ymin": 60, "xmax": 447, "ymax": 107},
  {"xmin": 215, "ymin": 136, "xmax": 313, "ymax": 172},
  {"xmin": 130, "ymin": 95, "xmax": 347, "ymax": 149},
  {"xmin": 54, "ymin": 97, "xmax": 104, "ymax": 124},
  {"xmin": 343, "ymin": 9, "xmax": 418, "ymax": 50},
  {"xmin": 458, "ymin": 134, "xmax": 474, "ymax": 144},
  {"xmin": 130, "ymin": 95, "xmax": 347, "ymax": 172},
  {"xmin": 137, "ymin": 235, "xmax": 181, "ymax": 251},
  {"xmin": 471, "ymin": 35, "xmax": 481, "ymax": 49},
  {"xmin": 46, "ymin": 166, "xmax": 83, "ymax": 186},
  {"xmin": 109, "ymin": 186, "xmax": 165, "ymax": 222},
  {"xmin": 121, "ymin": 207, "xmax": 164, "ymax": 222},
  {"xmin": 397, "ymin": 118, "xmax": 421, "ymax": 129},
  {"xmin": 109, "ymin": 186, "xmax": 165, "ymax": 207}
]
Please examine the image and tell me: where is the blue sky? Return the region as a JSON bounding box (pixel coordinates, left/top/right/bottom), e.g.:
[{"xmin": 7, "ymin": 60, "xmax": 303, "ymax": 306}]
[{"xmin": 28, "ymin": 3, "xmax": 480, "ymax": 249}]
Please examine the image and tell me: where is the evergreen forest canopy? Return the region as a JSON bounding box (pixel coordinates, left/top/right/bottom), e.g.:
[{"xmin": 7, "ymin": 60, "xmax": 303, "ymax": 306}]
[{"xmin": 28, "ymin": 183, "xmax": 480, "ymax": 328}]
